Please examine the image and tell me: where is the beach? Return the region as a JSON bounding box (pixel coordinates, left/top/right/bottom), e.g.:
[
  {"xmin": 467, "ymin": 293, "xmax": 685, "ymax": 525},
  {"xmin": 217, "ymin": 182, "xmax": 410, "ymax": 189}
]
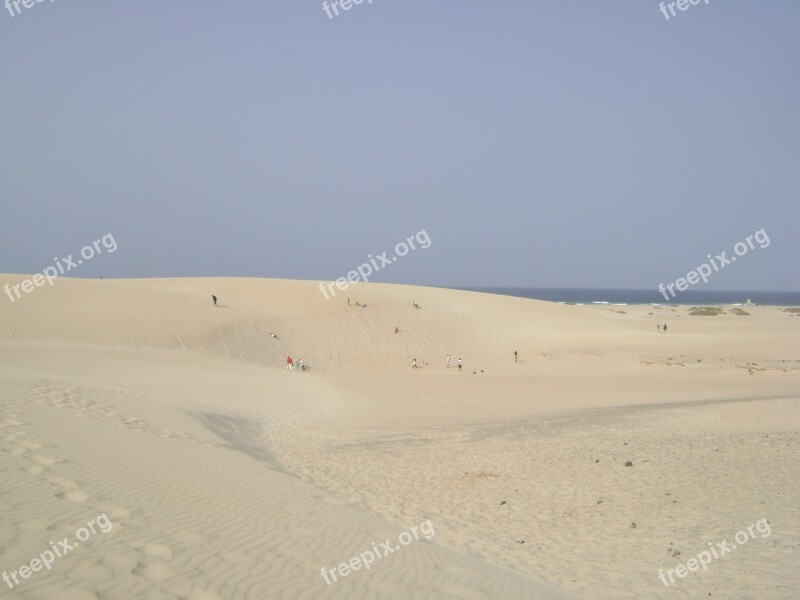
[{"xmin": 1, "ymin": 276, "xmax": 798, "ymax": 599}]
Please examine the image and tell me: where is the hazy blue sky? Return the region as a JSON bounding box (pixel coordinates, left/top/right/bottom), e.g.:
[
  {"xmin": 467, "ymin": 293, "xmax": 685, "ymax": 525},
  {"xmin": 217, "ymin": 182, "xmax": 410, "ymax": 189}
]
[{"xmin": 1, "ymin": 1, "xmax": 798, "ymax": 290}]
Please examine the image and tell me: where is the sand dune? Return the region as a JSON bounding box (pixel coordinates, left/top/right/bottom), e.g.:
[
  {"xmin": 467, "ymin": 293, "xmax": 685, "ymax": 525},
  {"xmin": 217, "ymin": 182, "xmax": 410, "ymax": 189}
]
[{"xmin": 1, "ymin": 276, "xmax": 798, "ymax": 599}]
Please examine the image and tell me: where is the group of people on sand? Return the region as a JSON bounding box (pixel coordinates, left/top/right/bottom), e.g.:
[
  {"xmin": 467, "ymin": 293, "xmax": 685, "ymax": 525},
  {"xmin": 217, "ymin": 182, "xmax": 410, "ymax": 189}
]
[
  {"xmin": 215, "ymin": 292, "xmax": 523, "ymax": 375},
  {"xmin": 347, "ymin": 297, "xmax": 368, "ymax": 308},
  {"xmin": 286, "ymin": 355, "xmax": 305, "ymax": 372},
  {"xmin": 656, "ymin": 323, "xmax": 668, "ymax": 333},
  {"xmin": 413, "ymin": 354, "xmax": 462, "ymax": 370},
  {"xmin": 414, "ymin": 352, "xmax": 521, "ymax": 371}
]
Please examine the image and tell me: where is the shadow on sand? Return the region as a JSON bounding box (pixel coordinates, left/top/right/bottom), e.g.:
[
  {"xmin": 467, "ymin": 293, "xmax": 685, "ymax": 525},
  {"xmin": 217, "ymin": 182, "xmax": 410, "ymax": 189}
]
[{"xmin": 188, "ymin": 410, "xmax": 293, "ymax": 476}]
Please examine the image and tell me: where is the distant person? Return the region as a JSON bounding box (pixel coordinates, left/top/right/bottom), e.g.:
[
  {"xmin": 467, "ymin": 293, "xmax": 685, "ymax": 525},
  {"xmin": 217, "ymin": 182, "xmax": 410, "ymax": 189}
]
[
  {"xmin": 663, "ymin": 324, "xmax": 667, "ymax": 333},
  {"xmin": 657, "ymin": 323, "xmax": 660, "ymax": 333},
  {"xmin": 458, "ymin": 357, "xmax": 462, "ymax": 370},
  {"xmin": 212, "ymin": 294, "xmax": 218, "ymax": 307},
  {"xmin": 298, "ymin": 359, "xmax": 305, "ymax": 371},
  {"xmin": 413, "ymin": 301, "xmax": 420, "ymax": 309},
  {"xmin": 514, "ymin": 350, "xmax": 518, "ymax": 363},
  {"xmin": 446, "ymin": 354, "xmax": 451, "ymax": 368},
  {"xmin": 412, "ymin": 358, "xmax": 418, "ymax": 369},
  {"xmin": 286, "ymin": 355, "xmax": 293, "ymax": 371},
  {"xmin": 348, "ymin": 297, "xmax": 351, "ymax": 306},
  {"xmin": 394, "ymin": 327, "xmax": 399, "ymax": 334}
]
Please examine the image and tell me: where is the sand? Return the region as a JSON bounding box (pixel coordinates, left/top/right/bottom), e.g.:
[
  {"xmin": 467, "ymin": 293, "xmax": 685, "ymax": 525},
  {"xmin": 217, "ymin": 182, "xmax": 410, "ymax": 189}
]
[{"xmin": 1, "ymin": 275, "xmax": 798, "ymax": 599}]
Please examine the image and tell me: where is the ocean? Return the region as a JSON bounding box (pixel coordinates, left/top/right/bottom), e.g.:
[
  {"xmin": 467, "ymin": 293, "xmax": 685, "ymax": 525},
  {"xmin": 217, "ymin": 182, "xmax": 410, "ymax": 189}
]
[{"xmin": 455, "ymin": 288, "xmax": 800, "ymax": 306}]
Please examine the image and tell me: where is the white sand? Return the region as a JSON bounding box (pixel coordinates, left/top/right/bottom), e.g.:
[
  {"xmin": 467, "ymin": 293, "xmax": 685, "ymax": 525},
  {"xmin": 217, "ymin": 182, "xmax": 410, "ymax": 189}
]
[{"xmin": 1, "ymin": 276, "xmax": 798, "ymax": 599}]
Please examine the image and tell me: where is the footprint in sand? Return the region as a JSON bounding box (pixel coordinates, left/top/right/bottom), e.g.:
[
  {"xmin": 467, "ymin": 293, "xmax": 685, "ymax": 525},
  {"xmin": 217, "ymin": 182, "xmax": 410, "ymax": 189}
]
[
  {"xmin": 143, "ymin": 543, "xmax": 174, "ymax": 559},
  {"xmin": 27, "ymin": 465, "xmax": 46, "ymax": 475},
  {"xmin": 18, "ymin": 439, "xmax": 42, "ymax": 449},
  {"xmin": 130, "ymin": 542, "xmax": 177, "ymax": 582},
  {"xmin": 30, "ymin": 454, "xmax": 57, "ymax": 466},
  {"xmin": 57, "ymin": 489, "xmax": 91, "ymax": 503},
  {"xmin": 133, "ymin": 560, "xmax": 176, "ymax": 583}
]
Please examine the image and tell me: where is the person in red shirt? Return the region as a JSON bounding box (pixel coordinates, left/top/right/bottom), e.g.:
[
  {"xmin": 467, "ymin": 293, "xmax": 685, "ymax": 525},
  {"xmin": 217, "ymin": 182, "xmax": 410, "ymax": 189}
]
[{"xmin": 286, "ymin": 355, "xmax": 293, "ymax": 371}]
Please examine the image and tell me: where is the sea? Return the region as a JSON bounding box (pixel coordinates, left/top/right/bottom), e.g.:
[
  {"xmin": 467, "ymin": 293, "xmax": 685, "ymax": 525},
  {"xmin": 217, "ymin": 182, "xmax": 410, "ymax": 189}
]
[{"xmin": 455, "ymin": 288, "xmax": 800, "ymax": 307}]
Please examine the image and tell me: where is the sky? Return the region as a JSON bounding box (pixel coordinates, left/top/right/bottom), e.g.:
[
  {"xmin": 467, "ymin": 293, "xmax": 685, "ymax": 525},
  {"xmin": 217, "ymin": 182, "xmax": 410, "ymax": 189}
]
[{"xmin": 1, "ymin": 0, "xmax": 798, "ymax": 291}]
